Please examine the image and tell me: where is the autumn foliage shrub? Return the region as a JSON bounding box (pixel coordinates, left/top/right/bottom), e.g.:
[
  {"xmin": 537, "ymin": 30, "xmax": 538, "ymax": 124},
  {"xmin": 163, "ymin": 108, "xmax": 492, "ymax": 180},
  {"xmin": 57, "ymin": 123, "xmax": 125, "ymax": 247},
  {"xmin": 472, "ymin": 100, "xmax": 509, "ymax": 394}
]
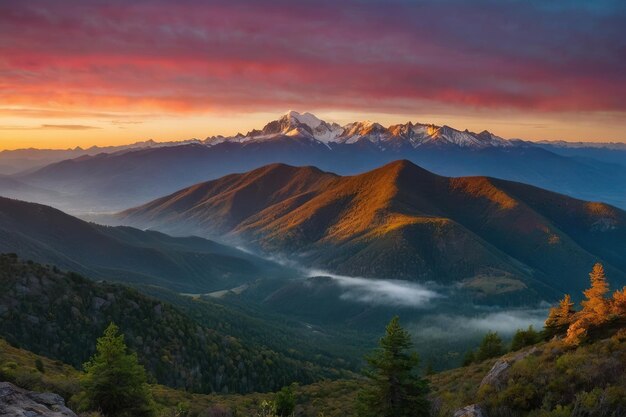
[{"xmin": 543, "ymin": 263, "xmax": 626, "ymax": 346}]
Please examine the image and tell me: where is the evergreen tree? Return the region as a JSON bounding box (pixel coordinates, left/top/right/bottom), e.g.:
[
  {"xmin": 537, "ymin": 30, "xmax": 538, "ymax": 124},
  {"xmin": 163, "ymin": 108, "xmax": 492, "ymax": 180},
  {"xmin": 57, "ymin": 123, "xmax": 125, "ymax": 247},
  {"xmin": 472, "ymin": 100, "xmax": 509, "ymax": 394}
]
[
  {"xmin": 564, "ymin": 317, "xmax": 589, "ymax": 346},
  {"xmin": 563, "ymin": 264, "xmax": 613, "ymax": 345},
  {"xmin": 581, "ymin": 263, "xmax": 610, "ymax": 324},
  {"xmin": 544, "ymin": 294, "xmax": 575, "ymax": 336},
  {"xmin": 612, "ymin": 286, "xmax": 626, "ymax": 316},
  {"xmin": 476, "ymin": 331, "xmax": 504, "ymax": 362},
  {"xmin": 82, "ymin": 323, "xmax": 155, "ymax": 417},
  {"xmin": 510, "ymin": 326, "xmax": 540, "ymax": 351},
  {"xmin": 274, "ymin": 384, "xmax": 296, "ymax": 417},
  {"xmin": 357, "ymin": 317, "xmax": 429, "ymax": 417}
]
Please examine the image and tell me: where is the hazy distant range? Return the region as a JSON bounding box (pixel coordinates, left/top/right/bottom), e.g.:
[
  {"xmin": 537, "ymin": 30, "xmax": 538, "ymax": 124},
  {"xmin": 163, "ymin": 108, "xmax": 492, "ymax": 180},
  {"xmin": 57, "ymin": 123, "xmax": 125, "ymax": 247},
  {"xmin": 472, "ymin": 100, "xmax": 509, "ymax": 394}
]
[{"xmin": 1, "ymin": 111, "xmax": 625, "ymax": 214}]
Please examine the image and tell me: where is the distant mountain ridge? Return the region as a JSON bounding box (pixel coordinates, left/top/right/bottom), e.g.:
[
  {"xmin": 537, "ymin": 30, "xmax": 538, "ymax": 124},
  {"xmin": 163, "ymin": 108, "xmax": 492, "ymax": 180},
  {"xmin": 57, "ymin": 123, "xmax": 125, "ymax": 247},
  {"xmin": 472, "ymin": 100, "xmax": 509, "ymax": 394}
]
[
  {"xmin": 207, "ymin": 110, "xmax": 512, "ymax": 149},
  {"xmin": 535, "ymin": 140, "xmax": 626, "ymax": 150},
  {"xmin": 533, "ymin": 140, "xmax": 626, "ymax": 170},
  {"xmin": 0, "ymin": 139, "xmax": 204, "ymax": 175},
  {"xmin": 3, "ymin": 111, "xmax": 626, "ymax": 213},
  {"xmin": 0, "ymin": 196, "xmax": 291, "ymax": 292},
  {"xmin": 119, "ymin": 160, "xmax": 626, "ymax": 300}
]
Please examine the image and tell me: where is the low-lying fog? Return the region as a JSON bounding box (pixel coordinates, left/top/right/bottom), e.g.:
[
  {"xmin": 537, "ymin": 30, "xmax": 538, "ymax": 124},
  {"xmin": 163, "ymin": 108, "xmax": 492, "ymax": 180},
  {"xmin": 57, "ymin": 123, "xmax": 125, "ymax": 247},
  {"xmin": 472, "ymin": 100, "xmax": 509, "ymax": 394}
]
[{"xmin": 301, "ymin": 267, "xmax": 549, "ymax": 339}]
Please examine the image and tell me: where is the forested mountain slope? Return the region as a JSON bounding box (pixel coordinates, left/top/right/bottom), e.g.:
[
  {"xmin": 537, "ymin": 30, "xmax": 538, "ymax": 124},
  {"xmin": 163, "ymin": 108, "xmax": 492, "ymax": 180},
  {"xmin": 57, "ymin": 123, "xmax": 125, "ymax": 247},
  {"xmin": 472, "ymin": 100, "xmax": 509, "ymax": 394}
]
[{"xmin": 0, "ymin": 255, "xmax": 348, "ymax": 394}]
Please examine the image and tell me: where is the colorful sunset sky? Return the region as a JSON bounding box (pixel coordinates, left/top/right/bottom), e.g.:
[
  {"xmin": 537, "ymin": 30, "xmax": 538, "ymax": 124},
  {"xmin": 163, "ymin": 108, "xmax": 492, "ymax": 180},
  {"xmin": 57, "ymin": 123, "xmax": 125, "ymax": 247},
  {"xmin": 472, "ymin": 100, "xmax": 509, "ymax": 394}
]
[{"xmin": 1, "ymin": 0, "xmax": 625, "ymax": 149}]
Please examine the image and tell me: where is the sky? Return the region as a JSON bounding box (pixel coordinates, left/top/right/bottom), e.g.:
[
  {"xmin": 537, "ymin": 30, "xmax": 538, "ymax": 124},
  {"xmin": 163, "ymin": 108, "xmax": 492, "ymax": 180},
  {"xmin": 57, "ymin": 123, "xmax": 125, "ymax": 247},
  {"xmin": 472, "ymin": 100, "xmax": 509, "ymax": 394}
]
[{"xmin": 1, "ymin": 0, "xmax": 625, "ymax": 150}]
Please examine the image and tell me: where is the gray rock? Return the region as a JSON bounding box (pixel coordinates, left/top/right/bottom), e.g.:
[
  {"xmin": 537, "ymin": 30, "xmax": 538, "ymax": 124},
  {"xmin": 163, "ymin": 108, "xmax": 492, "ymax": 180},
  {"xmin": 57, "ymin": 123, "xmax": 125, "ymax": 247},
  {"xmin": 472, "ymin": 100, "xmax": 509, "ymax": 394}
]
[
  {"xmin": 480, "ymin": 359, "xmax": 510, "ymax": 389},
  {"xmin": 480, "ymin": 347, "xmax": 538, "ymax": 390},
  {"xmin": 454, "ymin": 404, "xmax": 486, "ymax": 417},
  {"xmin": 0, "ymin": 382, "xmax": 77, "ymax": 417}
]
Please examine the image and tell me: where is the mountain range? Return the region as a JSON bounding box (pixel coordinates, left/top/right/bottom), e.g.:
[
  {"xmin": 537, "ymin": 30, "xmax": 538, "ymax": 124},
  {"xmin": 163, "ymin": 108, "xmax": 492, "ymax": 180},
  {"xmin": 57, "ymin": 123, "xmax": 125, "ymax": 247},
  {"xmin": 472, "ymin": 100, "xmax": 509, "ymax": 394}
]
[
  {"xmin": 0, "ymin": 196, "xmax": 291, "ymax": 293},
  {"xmin": 0, "ymin": 139, "xmax": 204, "ymax": 175},
  {"xmin": 119, "ymin": 160, "xmax": 626, "ymax": 300},
  {"xmin": 207, "ymin": 110, "xmax": 513, "ymax": 148},
  {"xmin": 3, "ymin": 111, "xmax": 625, "ymax": 213}
]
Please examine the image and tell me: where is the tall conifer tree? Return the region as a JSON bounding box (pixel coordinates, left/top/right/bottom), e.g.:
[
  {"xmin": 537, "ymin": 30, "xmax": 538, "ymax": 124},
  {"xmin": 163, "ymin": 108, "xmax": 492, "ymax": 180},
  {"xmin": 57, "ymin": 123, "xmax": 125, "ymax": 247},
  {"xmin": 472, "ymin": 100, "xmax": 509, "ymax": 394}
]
[
  {"xmin": 82, "ymin": 323, "xmax": 155, "ymax": 417},
  {"xmin": 581, "ymin": 263, "xmax": 610, "ymax": 324},
  {"xmin": 357, "ymin": 317, "xmax": 429, "ymax": 417}
]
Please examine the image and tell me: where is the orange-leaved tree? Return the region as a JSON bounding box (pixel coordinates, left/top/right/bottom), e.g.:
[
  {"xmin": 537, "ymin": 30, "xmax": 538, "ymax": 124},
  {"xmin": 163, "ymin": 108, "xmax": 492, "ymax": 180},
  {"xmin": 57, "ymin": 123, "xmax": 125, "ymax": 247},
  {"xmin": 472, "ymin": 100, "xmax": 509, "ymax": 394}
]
[
  {"xmin": 564, "ymin": 318, "xmax": 589, "ymax": 346},
  {"xmin": 545, "ymin": 294, "xmax": 575, "ymax": 336},
  {"xmin": 612, "ymin": 287, "xmax": 626, "ymax": 316},
  {"xmin": 580, "ymin": 263, "xmax": 610, "ymax": 325},
  {"xmin": 562, "ymin": 263, "xmax": 615, "ymax": 346}
]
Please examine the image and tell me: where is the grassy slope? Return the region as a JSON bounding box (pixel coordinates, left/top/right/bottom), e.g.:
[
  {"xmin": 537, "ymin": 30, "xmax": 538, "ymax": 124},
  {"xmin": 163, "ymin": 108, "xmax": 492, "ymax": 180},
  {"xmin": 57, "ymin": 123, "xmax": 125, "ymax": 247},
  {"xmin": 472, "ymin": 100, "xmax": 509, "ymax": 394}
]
[
  {"xmin": 3, "ymin": 324, "xmax": 626, "ymax": 416},
  {"xmin": 0, "ymin": 337, "xmax": 359, "ymax": 416}
]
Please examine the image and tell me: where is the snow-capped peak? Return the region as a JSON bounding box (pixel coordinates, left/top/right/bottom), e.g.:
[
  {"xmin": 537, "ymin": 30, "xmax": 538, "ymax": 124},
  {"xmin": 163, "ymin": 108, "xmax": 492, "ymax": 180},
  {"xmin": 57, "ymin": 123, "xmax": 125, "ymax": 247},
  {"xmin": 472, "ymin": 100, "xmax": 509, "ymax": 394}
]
[
  {"xmin": 245, "ymin": 111, "xmax": 343, "ymax": 143},
  {"xmin": 205, "ymin": 111, "xmax": 513, "ymax": 149},
  {"xmin": 343, "ymin": 120, "xmax": 384, "ymax": 135},
  {"xmin": 285, "ymin": 110, "xmax": 323, "ymax": 130}
]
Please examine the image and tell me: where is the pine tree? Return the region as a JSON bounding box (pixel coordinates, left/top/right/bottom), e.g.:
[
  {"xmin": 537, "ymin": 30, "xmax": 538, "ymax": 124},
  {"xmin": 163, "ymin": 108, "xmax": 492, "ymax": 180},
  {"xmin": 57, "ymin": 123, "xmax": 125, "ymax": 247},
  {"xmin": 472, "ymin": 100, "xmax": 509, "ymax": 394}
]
[
  {"xmin": 476, "ymin": 331, "xmax": 504, "ymax": 362},
  {"xmin": 544, "ymin": 294, "xmax": 575, "ymax": 336},
  {"xmin": 612, "ymin": 286, "xmax": 626, "ymax": 316},
  {"xmin": 556, "ymin": 294, "xmax": 575, "ymax": 326},
  {"xmin": 581, "ymin": 263, "xmax": 610, "ymax": 324},
  {"xmin": 82, "ymin": 323, "xmax": 155, "ymax": 417},
  {"xmin": 357, "ymin": 317, "xmax": 429, "ymax": 417},
  {"xmin": 564, "ymin": 318, "xmax": 588, "ymax": 346},
  {"xmin": 510, "ymin": 326, "xmax": 540, "ymax": 351}
]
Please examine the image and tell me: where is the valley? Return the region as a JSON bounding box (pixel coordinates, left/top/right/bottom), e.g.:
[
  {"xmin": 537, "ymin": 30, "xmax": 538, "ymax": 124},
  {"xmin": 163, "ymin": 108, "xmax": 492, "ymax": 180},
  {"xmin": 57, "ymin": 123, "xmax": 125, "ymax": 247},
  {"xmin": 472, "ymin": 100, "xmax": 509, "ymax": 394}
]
[
  {"xmin": 1, "ymin": 141, "xmax": 625, "ymax": 417},
  {"xmin": 2, "ymin": 256, "xmax": 625, "ymax": 416}
]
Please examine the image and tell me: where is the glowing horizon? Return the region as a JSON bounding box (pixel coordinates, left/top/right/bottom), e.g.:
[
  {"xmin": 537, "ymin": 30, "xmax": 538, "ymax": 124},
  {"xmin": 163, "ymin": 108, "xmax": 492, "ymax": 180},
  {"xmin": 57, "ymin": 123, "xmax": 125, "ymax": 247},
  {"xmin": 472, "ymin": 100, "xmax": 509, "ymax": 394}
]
[{"xmin": 1, "ymin": 1, "xmax": 625, "ymax": 150}]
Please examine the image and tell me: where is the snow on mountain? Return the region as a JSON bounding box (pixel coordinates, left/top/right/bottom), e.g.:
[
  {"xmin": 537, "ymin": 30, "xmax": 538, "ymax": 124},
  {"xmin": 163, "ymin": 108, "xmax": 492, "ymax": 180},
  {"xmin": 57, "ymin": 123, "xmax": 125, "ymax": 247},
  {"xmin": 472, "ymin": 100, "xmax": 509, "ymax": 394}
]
[
  {"xmin": 239, "ymin": 111, "xmax": 344, "ymax": 144},
  {"xmin": 420, "ymin": 125, "xmax": 512, "ymax": 148},
  {"xmin": 287, "ymin": 110, "xmax": 323, "ymax": 129},
  {"xmin": 339, "ymin": 121, "xmax": 388, "ymax": 144},
  {"xmin": 204, "ymin": 111, "xmax": 513, "ymax": 149}
]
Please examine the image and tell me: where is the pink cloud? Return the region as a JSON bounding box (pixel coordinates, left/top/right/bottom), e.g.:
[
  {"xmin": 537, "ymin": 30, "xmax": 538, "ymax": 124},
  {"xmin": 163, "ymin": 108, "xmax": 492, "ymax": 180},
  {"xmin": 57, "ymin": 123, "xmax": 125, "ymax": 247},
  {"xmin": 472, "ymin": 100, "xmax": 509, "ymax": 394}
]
[{"xmin": 1, "ymin": 0, "xmax": 625, "ymax": 116}]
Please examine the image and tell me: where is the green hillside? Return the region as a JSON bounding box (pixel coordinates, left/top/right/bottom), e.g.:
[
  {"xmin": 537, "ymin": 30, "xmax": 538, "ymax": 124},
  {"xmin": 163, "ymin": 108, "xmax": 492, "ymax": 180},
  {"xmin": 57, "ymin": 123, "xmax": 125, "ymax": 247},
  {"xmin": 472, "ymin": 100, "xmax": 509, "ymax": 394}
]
[
  {"xmin": 0, "ymin": 254, "xmax": 349, "ymax": 394},
  {"xmin": 0, "ymin": 335, "xmax": 361, "ymax": 416},
  {"xmin": 2, "ymin": 315, "xmax": 625, "ymax": 417}
]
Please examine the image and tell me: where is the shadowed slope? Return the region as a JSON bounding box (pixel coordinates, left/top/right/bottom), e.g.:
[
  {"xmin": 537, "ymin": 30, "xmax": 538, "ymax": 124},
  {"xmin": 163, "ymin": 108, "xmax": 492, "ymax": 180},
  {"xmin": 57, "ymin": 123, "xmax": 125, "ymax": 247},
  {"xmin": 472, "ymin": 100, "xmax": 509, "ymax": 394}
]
[{"xmin": 0, "ymin": 197, "xmax": 290, "ymax": 292}]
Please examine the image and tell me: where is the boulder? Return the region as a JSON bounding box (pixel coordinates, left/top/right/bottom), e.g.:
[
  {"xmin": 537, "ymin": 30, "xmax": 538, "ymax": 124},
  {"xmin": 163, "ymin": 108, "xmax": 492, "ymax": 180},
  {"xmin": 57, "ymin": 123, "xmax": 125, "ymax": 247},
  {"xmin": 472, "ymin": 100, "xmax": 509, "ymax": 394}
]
[
  {"xmin": 480, "ymin": 347, "xmax": 538, "ymax": 390},
  {"xmin": 479, "ymin": 359, "xmax": 510, "ymax": 389},
  {"xmin": 0, "ymin": 381, "xmax": 77, "ymax": 417}
]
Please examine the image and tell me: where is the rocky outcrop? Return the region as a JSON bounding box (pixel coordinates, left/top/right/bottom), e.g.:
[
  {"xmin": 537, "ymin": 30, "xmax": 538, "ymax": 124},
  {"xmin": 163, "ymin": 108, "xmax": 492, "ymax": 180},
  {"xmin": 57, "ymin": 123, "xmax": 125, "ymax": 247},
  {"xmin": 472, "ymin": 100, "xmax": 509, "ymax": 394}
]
[
  {"xmin": 453, "ymin": 404, "xmax": 486, "ymax": 417},
  {"xmin": 480, "ymin": 359, "xmax": 510, "ymax": 390},
  {"xmin": 0, "ymin": 382, "xmax": 77, "ymax": 417},
  {"xmin": 480, "ymin": 347, "xmax": 538, "ymax": 390}
]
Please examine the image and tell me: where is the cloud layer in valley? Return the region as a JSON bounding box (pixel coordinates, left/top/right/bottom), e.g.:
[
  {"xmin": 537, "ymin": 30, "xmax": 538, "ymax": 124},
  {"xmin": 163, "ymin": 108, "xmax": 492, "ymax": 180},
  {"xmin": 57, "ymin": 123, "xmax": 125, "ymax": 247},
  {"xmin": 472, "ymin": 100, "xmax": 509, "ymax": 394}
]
[
  {"xmin": 412, "ymin": 307, "xmax": 550, "ymax": 340},
  {"xmin": 306, "ymin": 269, "xmax": 443, "ymax": 308}
]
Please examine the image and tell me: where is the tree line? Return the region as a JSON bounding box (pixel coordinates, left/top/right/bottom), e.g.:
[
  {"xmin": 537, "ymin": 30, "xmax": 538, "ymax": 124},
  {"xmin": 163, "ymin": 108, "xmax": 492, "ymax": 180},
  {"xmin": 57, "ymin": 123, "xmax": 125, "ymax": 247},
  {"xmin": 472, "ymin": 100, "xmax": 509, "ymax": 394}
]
[{"xmin": 72, "ymin": 262, "xmax": 626, "ymax": 416}]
